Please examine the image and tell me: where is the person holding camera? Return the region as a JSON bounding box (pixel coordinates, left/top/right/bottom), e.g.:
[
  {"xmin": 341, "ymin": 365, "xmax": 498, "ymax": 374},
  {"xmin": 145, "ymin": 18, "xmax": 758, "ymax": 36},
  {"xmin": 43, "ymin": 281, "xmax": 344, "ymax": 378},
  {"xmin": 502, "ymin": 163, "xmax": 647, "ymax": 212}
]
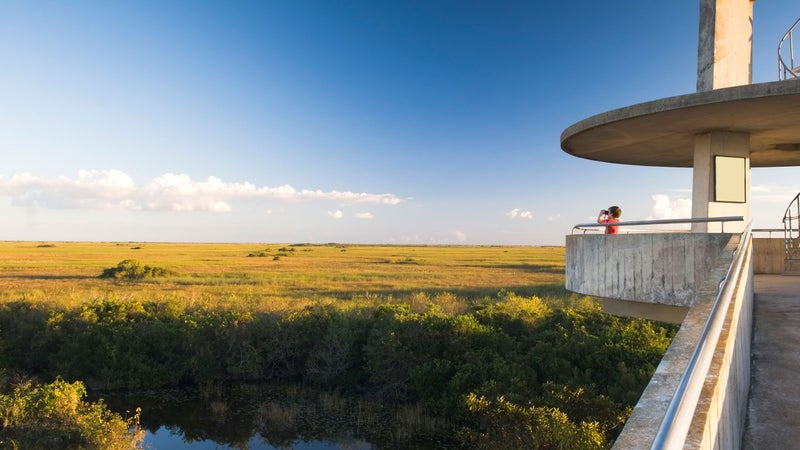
[{"xmin": 597, "ymin": 206, "xmax": 622, "ymax": 234}]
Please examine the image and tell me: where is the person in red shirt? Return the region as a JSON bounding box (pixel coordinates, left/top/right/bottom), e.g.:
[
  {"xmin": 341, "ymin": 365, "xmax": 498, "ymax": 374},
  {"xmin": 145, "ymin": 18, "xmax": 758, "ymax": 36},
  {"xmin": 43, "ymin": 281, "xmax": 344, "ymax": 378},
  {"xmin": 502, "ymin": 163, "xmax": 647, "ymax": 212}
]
[{"xmin": 597, "ymin": 206, "xmax": 622, "ymax": 234}]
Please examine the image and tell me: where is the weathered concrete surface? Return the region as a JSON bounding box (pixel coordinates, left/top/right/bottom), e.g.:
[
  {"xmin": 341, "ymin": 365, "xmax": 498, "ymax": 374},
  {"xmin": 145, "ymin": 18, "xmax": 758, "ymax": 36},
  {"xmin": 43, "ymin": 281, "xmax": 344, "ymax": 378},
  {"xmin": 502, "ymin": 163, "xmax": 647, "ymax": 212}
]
[
  {"xmin": 696, "ymin": 0, "xmax": 753, "ymax": 91},
  {"xmin": 685, "ymin": 241, "xmax": 753, "ymax": 450},
  {"xmin": 611, "ymin": 235, "xmax": 745, "ymax": 449},
  {"xmin": 602, "ymin": 297, "xmax": 689, "ymax": 324},
  {"xmin": 752, "ymin": 238, "xmax": 784, "ymax": 274},
  {"xmin": 566, "ymin": 233, "xmax": 734, "ymax": 307},
  {"xmin": 741, "ymin": 275, "xmax": 800, "ymax": 449},
  {"xmin": 690, "ymin": 131, "xmax": 751, "ymax": 234}
]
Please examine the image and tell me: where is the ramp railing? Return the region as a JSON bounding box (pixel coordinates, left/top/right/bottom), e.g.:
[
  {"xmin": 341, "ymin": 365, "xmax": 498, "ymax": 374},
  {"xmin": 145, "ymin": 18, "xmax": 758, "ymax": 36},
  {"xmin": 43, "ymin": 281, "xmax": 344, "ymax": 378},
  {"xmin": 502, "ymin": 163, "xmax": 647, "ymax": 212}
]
[
  {"xmin": 782, "ymin": 192, "xmax": 800, "ymax": 271},
  {"xmin": 779, "ymin": 17, "xmax": 800, "ymax": 80}
]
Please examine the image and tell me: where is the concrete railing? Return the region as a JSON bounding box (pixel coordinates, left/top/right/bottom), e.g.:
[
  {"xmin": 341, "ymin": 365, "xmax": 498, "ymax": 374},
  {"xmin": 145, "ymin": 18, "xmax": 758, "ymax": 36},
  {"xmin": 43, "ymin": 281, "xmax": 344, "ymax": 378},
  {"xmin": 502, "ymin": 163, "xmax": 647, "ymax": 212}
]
[
  {"xmin": 565, "ymin": 219, "xmax": 755, "ymax": 448},
  {"xmin": 610, "ymin": 228, "xmax": 754, "ymax": 449},
  {"xmin": 566, "ymin": 232, "xmax": 735, "ymax": 306},
  {"xmin": 751, "ymin": 229, "xmax": 800, "ymax": 274},
  {"xmin": 752, "ymin": 236, "xmax": 784, "ymax": 274}
]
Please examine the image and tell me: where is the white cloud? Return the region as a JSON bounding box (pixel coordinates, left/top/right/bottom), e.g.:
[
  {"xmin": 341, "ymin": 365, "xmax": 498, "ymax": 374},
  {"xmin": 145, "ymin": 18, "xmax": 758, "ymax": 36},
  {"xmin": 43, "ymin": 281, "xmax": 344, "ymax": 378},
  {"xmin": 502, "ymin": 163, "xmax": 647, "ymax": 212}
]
[
  {"xmin": 139, "ymin": 174, "xmax": 232, "ymax": 212},
  {"xmin": 451, "ymin": 230, "xmax": 467, "ymax": 242},
  {"xmin": 328, "ymin": 210, "xmax": 344, "ymax": 219},
  {"xmin": 507, "ymin": 208, "xmax": 532, "ymax": 219},
  {"xmin": 355, "ymin": 212, "xmax": 374, "ymax": 219},
  {"xmin": 751, "ymin": 184, "xmax": 800, "ymax": 203},
  {"xmin": 649, "ymin": 194, "xmax": 691, "ymax": 220},
  {"xmin": 0, "ymin": 170, "xmax": 403, "ymax": 212},
  {"xmin": 1, "ymin": 170, "xmax": 137, "ymax": 210}
]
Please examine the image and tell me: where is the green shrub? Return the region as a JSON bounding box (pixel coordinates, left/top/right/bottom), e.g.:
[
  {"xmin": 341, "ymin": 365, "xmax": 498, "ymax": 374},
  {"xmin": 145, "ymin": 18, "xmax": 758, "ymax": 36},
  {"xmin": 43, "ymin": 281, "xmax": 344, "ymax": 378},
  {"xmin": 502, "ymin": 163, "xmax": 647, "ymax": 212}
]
[
  {"xmin": 0, "ymin": 293, "xmax": 676, "ymax": 444},
  {"xmin": 100, "ymin": 259, "xmax": 173, "ymax": 280},
  {"xmin": 463, "ymin": 394, "xmax": 607, "ymax": 450},
  {"xmin": 0, "ymin": 377, "xmax": 143, "ymax": 450}
]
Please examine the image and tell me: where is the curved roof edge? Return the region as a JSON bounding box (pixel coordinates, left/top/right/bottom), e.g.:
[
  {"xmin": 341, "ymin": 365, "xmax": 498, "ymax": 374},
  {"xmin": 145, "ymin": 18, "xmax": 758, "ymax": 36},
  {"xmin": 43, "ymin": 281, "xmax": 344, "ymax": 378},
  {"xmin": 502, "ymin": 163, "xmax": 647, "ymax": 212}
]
[{"xmin": 560, "ymin": 80, "xmax": 800, "ymax": 168}]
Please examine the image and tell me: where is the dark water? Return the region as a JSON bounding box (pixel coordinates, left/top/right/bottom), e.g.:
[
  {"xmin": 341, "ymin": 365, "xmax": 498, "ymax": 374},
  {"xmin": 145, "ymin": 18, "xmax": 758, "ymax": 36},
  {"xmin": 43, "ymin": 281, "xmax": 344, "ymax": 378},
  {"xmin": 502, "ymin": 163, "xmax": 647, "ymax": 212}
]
[
  {"xmin": 143, "ymin": 426, "xmax": 372, "ymax": 449},
  {"xmin": 97, "ymin": 384, "xmax": 453, "ymax": 450}
]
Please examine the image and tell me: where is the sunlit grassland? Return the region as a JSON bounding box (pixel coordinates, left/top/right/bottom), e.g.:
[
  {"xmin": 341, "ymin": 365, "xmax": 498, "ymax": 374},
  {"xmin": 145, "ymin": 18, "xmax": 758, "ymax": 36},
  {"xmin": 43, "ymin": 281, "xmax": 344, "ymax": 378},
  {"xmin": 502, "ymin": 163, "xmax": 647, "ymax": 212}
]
[
  {"xmin": 0, "ymin": 242, "xmax": 568, "ymax": 311},
  {"xmin": 0, "ymin": 241, "xmax": 673, "ymax": 448}
]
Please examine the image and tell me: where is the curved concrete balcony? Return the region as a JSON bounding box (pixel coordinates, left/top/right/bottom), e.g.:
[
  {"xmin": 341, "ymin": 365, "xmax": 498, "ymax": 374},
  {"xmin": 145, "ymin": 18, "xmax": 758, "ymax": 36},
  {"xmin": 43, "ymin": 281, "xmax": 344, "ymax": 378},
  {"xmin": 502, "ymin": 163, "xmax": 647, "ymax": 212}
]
[{"xmin": 566, "ymin": 231, "xmax": 739, "ymax": 323}]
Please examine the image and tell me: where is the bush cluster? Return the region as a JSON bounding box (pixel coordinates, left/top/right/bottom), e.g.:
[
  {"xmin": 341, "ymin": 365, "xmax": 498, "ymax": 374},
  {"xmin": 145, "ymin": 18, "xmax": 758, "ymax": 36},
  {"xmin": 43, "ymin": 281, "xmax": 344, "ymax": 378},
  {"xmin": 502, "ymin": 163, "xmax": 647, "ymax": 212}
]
[
  {"xmin": 100, "ymin": 259, "xmax": 172, "ymax": 280},
  {"xmin": 0, "ymin": 293, "xmax": 675, "ymax": 448},
  {"xmin": 0, "ymin": 377, "xmax": 143, "ymax": 449}
]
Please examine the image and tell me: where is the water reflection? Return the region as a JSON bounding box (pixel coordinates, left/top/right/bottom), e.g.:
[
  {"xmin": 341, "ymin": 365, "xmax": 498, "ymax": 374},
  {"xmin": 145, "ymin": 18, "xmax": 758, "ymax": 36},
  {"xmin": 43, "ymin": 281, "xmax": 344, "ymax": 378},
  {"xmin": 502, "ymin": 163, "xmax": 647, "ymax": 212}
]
[
  {"xmin": 145, "ymin": 426, "xmax": 372, "ymax": 449},
  {"xmin": 97, "ymin": 384, "xmax": 454, "ymax": 450}
]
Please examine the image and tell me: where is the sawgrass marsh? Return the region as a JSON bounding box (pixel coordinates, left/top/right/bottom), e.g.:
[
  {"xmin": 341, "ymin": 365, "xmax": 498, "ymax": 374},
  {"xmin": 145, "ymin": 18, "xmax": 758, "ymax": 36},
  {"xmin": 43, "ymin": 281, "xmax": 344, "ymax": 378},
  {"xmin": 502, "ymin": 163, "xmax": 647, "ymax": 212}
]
[
  {"xmin": 0, "ymin": 241, "xmax": 675, "ymax": 449},
  {"xmin": 0, "ymin": 242, "xmax": 568, "ymax": 310}
]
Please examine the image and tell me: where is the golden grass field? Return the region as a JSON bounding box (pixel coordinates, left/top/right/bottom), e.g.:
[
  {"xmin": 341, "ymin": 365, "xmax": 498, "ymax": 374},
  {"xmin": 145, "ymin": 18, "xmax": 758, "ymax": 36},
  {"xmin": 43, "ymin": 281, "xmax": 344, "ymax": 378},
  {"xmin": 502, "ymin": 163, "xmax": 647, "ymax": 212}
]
[{"xmin": 0, "ymin": 242, "xmax": 568, "ymax": 311}]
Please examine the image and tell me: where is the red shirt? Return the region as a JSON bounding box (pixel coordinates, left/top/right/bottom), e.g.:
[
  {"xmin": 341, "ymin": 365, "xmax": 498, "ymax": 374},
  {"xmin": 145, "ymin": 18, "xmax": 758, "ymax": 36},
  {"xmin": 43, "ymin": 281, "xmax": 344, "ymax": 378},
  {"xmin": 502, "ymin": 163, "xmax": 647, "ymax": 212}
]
[{"xmin": 601, "ymin": 217, "xmax": 619, "ymax": 234}]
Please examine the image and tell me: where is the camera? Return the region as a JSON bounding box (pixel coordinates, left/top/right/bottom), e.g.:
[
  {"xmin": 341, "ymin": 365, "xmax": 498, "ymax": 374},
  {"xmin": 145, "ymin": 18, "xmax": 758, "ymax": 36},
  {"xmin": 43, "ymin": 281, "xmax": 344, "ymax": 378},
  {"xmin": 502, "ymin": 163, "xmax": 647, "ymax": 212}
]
[{"xmin": 602, "ymin": 210, "xmax": 609, "ymax": 215}]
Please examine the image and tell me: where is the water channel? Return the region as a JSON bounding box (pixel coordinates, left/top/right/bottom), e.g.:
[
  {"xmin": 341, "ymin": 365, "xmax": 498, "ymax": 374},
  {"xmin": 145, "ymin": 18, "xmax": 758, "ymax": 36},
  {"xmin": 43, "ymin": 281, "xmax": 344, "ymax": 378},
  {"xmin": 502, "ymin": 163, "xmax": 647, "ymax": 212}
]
[{"xmin": 98, "ymin": 384, "xmax": 455, "ymax": 450}]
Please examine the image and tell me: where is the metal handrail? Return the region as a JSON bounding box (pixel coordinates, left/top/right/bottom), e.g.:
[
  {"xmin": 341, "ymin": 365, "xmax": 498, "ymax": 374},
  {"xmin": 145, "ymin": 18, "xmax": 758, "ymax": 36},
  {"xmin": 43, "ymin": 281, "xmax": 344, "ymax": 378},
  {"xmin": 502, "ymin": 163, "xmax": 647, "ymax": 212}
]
[
  {"xmin": 782, "ymin": 192, "xmax": 800, "ymax": 226},
  {"xmin": 782, "ymin": 193, "xmax": 800, "ymax": 266},
  {"xmin": 572, "ymin": 216, "xmax": 744, "ymax": 234},
  {"xmin": 778, "ymin": 17, "xmax": 800, "ymax": 80},
  {"xmin": 651, "ymin": 222, "xmax": 753, "ymax": 449}
]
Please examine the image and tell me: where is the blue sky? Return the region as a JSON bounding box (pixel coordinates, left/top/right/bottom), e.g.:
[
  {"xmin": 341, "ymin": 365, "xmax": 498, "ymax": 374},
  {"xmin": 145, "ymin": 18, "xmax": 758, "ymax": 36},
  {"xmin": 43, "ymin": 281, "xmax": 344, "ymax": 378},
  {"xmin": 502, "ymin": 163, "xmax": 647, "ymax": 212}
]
[{"xmin": 1, "ymin": 1, "xmax": 798, "ymax": 245}]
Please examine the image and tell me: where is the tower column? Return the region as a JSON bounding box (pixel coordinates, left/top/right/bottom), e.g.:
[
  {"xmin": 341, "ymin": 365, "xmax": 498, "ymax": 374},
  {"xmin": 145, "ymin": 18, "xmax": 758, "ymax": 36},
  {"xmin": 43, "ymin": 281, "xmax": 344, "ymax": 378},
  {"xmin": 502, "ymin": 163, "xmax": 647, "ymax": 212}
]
[
  {"xmin": 692, "ymin": 0, "xmax": 754, "ymax": 232},
  {"xmin": 691, "ymin": 131, "xmax": 750, "ymax": 232},
  {"xmin": 697, "ymin": 0, "xmax": 754, "ymax": 91}
]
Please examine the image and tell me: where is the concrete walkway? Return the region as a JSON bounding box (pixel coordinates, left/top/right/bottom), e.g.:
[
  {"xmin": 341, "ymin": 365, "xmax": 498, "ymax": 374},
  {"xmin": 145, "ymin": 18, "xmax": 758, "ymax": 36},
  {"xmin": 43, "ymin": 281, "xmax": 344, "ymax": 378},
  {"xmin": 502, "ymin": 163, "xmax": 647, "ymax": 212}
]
[{"xmin": 742, "ymin": 275, "xmax": 800, "ymax": 449}]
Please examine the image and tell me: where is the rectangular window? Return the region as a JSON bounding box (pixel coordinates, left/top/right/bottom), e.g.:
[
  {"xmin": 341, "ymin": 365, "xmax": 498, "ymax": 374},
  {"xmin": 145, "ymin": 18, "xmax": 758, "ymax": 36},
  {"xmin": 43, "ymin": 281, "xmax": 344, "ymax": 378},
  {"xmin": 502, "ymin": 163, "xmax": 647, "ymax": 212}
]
[{"xmin": 715, "ymin": 156, "xmax": 746, "ymax": 203}]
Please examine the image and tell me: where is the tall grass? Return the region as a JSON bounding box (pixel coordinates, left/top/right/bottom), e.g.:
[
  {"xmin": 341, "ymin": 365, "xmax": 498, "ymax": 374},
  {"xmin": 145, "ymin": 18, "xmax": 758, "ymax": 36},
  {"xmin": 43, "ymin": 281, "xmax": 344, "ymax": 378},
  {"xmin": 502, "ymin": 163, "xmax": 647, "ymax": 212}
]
[{"xmin": 0, "ymin": 242, "xmax": 567, "ymax": 311}]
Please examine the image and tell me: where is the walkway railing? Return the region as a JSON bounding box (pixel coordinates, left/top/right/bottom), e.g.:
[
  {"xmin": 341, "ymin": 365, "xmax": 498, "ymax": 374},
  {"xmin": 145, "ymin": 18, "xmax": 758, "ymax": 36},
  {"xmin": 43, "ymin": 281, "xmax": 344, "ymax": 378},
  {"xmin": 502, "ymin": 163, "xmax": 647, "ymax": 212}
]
[
  {"xmin": 779, "ymin": 17, "xmax": 800, "ymax": 80},
  {"xmin": 572, "ymin": 216, "xmax": 744, "ymax": 234},
  {"xmin": 783, "ymin": 193, "xmax": 800, "ymax": 269},
  {"xmin": 650, "ymin": 223, "xmax": 752, "ymax": 448}
]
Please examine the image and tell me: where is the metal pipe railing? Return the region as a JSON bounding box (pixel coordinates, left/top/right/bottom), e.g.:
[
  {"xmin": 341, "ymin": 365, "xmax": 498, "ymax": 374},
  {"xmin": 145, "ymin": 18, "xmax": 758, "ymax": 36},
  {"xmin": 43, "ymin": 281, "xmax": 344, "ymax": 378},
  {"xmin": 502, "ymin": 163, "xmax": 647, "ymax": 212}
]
[
  {"xmin": 782, "ymin": 193, "xmax": 800, "ymax": 263},
  {"xmin": 779, "ymin": 17, "xmax": 800, "ymax": 80},
  {"xmin": 650, "ymin": 223, "xmax": 752, "ymax": 449},
  {"xmin": 572, "ymin": 216, "xmax": 744, "ymax": 234}
]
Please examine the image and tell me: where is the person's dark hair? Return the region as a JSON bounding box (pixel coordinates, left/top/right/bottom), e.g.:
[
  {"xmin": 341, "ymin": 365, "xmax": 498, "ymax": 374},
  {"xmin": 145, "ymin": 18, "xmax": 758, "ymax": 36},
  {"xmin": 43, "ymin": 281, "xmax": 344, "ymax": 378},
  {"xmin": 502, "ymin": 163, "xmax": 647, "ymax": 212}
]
[{"xmin": 608, "ymin": 206, "xmax": 621, "ymax": 218}]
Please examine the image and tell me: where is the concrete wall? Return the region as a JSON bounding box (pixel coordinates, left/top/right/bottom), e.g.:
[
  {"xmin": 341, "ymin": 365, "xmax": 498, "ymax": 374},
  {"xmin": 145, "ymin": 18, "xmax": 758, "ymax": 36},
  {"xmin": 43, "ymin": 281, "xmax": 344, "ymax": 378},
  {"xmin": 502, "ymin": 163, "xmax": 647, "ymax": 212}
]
[
  {"xmin": 686, "ymin": 243, "xmax": 753, "ymax": 449},
  {"xmin": 612, "ymin": 237, "xmax": 753, "ymax": 449},
  {"xmin": 566, "ymin": 233, "xmax": 734, "ymax": 306},
  {"xmin": 752, "ymin": 238, "xmax": 784, "ymax": 274}
]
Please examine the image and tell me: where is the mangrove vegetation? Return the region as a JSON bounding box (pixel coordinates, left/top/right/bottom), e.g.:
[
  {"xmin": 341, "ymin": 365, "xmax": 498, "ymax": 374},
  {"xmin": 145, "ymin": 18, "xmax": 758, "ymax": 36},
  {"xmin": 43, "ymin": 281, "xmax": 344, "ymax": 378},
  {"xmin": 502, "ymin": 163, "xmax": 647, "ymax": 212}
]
[{"xmin": 0, "ymin": 243, "xmax": 677, "ymax": 448}]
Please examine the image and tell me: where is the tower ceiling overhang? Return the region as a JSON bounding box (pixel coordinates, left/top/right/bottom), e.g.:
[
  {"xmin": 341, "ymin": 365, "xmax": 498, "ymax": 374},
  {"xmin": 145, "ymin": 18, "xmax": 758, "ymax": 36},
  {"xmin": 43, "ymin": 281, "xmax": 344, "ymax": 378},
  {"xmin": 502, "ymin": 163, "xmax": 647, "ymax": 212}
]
[{"xmin": 560, "ymin": 80, "xmax": 800, "ymax": 168}]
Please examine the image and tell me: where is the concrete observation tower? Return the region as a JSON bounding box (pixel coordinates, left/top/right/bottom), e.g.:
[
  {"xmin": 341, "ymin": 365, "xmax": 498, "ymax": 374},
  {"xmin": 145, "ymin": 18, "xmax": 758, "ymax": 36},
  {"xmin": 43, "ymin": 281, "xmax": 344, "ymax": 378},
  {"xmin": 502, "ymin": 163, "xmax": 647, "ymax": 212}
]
[
  {"xmin": 561, "ymin": 0, "xmax": 800, "ymax": 233},
  {"xmin": 560, "ymin": 2, "xmax": 800, "ymax": 448}
]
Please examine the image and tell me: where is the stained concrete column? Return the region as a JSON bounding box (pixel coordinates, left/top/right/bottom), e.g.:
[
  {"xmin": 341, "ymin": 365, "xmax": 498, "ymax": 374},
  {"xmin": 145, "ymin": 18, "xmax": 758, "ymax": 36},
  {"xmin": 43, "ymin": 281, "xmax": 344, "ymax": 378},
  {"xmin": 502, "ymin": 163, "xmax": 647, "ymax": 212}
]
[
  {"xmin": 691, "ymin": 131, "xmax": 751, "ymax": 232},
  {"xmin": 693, "ymin": 1, "xmax": 754, "ymax": 232},
  {"xmin": 697, "ymin": 0, "xmax": 754, "ymax": 92}
]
